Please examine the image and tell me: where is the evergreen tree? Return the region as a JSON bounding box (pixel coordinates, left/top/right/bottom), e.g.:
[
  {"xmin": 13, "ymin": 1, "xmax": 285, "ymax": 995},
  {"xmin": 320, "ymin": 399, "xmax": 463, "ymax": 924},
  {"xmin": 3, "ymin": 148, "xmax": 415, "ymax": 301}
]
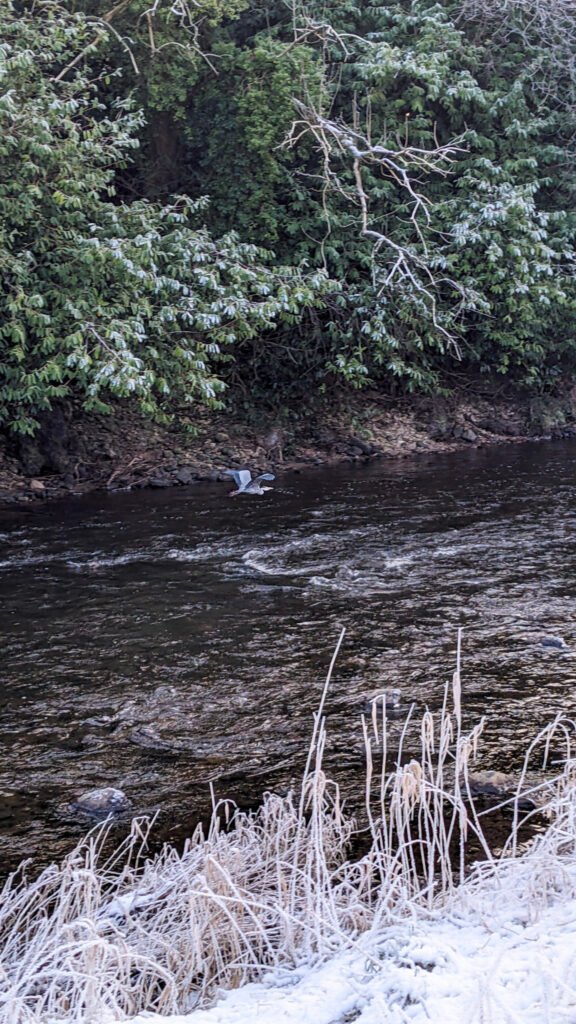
[
  {"xmin": 1, "ymin": 0, "xmax": 575, "ymax": 430},
  {"xmin": 0, "ymin": 1, "xmax": 329, "ymax": 433}
]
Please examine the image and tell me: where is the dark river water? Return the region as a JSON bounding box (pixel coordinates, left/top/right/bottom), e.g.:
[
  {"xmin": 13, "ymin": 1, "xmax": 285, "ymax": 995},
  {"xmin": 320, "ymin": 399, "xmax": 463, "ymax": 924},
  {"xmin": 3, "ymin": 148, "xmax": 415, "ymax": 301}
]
[{"xmin": 1, "ymin": 440, "xmax": 576, "ymax": 874}]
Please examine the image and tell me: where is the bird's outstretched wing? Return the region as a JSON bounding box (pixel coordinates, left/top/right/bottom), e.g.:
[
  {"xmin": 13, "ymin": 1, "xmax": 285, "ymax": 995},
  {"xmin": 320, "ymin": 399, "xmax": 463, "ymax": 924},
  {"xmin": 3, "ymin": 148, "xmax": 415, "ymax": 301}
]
[
  {"xmin": 255, "ymin": 473, "xmax": 275, "ymax": 483},
  {"xmin": 224, "ymin": 469, "xmax": 252, "ymax": 490}
]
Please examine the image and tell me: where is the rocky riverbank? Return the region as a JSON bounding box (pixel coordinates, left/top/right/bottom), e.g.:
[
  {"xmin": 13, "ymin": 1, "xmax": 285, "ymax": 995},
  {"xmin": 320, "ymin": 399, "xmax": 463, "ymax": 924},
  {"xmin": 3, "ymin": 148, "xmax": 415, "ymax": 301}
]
[{"xmin": 1, "ymin": 389, "xmax": 575, "ymax": 507}]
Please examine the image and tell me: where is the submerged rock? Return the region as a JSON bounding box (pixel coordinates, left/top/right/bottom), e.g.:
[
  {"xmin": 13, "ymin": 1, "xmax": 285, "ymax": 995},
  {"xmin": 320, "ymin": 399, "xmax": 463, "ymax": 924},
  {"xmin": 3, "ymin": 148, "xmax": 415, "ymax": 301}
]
[
  {"xmin": 467, "ymin": 770, "xmax": 517, "ymax": 796},
  {"xmin": 540, "ymin": 636, "xmax": 570, "ymax": 651},
  {"xmin": 362, "ymin": 689, "xmax": 402, "ymax": 717},
  {"xmin": 466, "ymin": 771, "xmax": 539, "ymax": 810},
  {"xmin": 72, "ymin": 786, "xmax": 131, "ymax": 816},
  {"xmin": 128, "ymin": 725, "xmax": 182, "ymax": 751}
]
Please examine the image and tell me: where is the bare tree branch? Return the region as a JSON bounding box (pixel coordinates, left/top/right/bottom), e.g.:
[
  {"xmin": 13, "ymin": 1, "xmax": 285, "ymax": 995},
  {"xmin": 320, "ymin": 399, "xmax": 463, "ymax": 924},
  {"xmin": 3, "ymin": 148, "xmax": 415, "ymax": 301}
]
[
  {"xmin": 458, "ymin": 0, "xmax": 576, "ymax": 122},
  {"xmin": 51, "ymin": 0, "xmax": 221, "ymax": 84},
  {"xmin": 286, "ymin": 101, "xmax": 468, "ymax": 346}
]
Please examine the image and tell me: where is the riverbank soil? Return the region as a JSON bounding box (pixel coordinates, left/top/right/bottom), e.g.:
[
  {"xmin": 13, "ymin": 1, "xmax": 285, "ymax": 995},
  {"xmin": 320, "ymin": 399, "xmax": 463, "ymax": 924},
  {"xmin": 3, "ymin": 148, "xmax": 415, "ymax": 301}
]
[{"xmin": 1, "ymin": 388, "xmax": 575, "ymax": 506}]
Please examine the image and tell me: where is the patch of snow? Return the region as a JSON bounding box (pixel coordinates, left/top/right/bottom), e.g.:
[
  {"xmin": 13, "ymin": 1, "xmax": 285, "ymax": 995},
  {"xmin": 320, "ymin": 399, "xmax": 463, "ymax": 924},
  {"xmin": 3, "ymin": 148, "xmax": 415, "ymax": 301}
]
[{"xmin": 128, "ymin": 860, "xmax": 576, "ymax": 1024}]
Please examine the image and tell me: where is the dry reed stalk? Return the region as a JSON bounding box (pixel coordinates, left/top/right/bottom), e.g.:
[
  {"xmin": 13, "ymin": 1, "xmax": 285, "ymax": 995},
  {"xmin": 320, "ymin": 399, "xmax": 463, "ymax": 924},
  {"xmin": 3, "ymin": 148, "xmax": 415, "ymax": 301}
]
[{"xmin": 361, "ymin": 628, "xmax": 576, "ymax": 919}]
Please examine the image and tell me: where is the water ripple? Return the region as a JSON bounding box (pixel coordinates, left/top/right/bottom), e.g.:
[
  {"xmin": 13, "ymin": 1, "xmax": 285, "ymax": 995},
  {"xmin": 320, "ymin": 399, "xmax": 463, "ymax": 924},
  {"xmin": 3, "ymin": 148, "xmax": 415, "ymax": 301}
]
[{"xmin": 1, "ymin": 441, "xmax": 576, "ymax": 872}]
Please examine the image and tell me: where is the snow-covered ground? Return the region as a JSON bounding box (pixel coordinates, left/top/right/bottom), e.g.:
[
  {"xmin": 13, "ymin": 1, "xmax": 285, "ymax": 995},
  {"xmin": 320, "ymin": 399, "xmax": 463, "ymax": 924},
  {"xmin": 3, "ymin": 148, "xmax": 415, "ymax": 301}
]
[{"xmin": 131, "ymin": 854, "xmax": 576, "ymax": 1024}]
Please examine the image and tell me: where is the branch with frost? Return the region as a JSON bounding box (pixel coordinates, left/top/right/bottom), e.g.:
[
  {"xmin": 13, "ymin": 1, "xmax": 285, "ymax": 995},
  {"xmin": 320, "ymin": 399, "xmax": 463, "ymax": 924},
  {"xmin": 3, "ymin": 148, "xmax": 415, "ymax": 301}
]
[
  {"xmin": 457, "ymin": 0, "xmax": 576, "ymax": 118},
  {"xmin": 287, "ymin": 101, "xmax": 469, "ymax": 346},
  {"xmin": 282, "ymin": 7, "xmax": 372, "ymax": 57},
  {"xmin": 52, "ymin": 0, "xmax": 219, "ymax": 84}
]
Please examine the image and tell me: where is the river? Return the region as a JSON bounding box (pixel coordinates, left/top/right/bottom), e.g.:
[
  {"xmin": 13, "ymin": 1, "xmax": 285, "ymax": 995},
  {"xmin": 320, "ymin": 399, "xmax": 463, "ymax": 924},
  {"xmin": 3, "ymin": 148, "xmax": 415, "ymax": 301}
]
[{"xmin": 1, "ymin": 440, "xmax": 576, "ymax": 874}]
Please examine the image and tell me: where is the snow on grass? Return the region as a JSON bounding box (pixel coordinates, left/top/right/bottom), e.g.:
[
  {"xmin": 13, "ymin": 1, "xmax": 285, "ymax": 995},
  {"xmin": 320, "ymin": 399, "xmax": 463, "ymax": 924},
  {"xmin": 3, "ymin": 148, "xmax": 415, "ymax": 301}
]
[
  {"xmin": 1, "ymin": 630, "xmax": 576, "ymax": 1022},
  {"xmin": 130, "ymin": 807, "xmax": 576, "ymax": 1024},
  {"xmin": 128, "ymin": 892, "xmax": 576, "ymax": 1024}
]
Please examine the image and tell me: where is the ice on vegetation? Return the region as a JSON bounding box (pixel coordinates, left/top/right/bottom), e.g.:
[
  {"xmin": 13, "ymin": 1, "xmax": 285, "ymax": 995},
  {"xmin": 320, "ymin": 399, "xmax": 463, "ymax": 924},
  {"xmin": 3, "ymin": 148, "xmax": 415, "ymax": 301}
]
[
  {"xmin": 2, "ymin": 640, "xmax": 576, "ymax": 1024},
  {"xmin": 128, "ymin": 851, "xmax": 576, "ymax": 1024}
]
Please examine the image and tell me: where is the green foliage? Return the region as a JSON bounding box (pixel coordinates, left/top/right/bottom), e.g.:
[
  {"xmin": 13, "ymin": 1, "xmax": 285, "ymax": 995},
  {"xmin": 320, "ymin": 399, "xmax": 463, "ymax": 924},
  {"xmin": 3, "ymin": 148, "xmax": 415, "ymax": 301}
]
[
  {"xmin": 317, "ymin": 2, "xmax": 574, "ymax": 388},
  {"xmin": 324, "ymin": 1, "xmax": 574, "ymax": 390},
  {"xmin": 149, "ymin": 0, "xmax": 575, "ymax": 397},
  {"xmin": 0, "ymin": 1, "xmax": 330, "ymax": 434},
  {"xmin": 1, "ymin": 0, "xmax": 575, "ymax": 433},
  {"xmin": 181, "ymin": 38, "xmax": 323, "ymax": 252}
]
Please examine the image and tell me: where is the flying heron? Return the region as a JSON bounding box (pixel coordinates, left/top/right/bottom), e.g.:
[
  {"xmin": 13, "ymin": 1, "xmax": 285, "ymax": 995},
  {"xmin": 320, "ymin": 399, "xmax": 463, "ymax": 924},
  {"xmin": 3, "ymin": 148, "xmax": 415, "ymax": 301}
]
[{"xmin": 224, "ymin": 469, "xmax": 276, "ymax": 495}]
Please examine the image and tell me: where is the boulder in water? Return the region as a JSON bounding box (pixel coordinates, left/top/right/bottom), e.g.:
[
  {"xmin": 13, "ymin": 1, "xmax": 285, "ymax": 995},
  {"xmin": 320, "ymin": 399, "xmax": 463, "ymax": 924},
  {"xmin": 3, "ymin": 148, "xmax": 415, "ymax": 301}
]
[
  {"xmin": 467, "ymin": 770, "xmax": 517, "ymax": 797},
  {"xmin": 540, "ymin": 636, "xmax": 569, "ymax": 651},
  {"xmin": 73, "ymin": 787, "xmax": 131, "ymax": 816},
  {"xmin": 362, "ymin": 689, "xmax": 402, "ymax": 717},
  {"xmin": 466, "ymin": 771, "xmax": 539, "ymax": 810}
]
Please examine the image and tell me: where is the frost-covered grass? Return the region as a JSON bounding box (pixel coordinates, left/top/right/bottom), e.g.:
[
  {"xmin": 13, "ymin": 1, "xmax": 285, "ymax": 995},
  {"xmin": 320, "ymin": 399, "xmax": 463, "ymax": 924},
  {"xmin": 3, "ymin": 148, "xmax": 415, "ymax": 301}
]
[{"xmin": 1, "ymin": 632, "xmax": 576, "ymax": 1023}]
